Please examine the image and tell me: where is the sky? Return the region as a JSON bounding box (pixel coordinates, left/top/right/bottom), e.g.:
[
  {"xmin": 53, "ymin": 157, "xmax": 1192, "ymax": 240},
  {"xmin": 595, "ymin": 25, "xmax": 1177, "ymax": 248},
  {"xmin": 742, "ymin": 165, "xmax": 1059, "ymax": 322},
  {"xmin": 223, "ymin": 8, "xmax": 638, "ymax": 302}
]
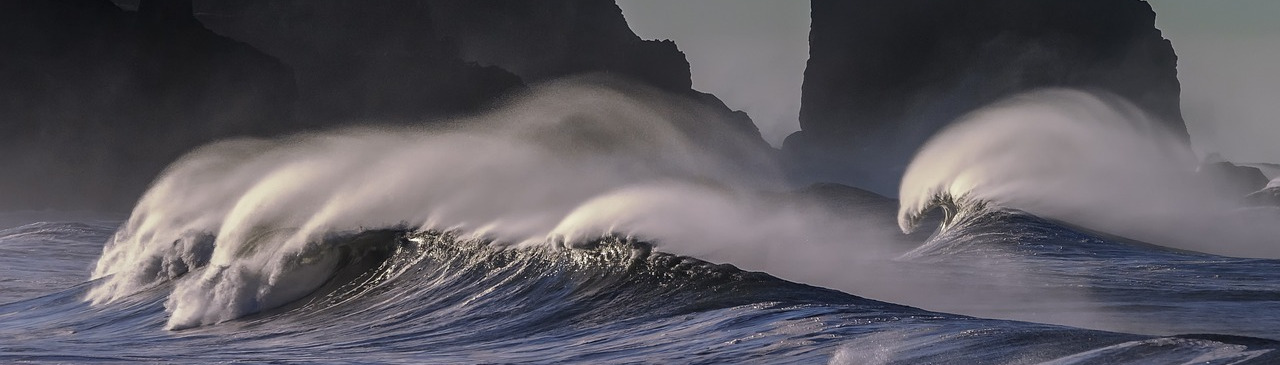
[
  {"xmin": 617, "ymin": 0, "xmax": 809, "ymax": 147},
  {"xmin": 1148, "ymin": 0, "xmax": 1280, "ymax": 163},
  {"xmin": 620, "ymin": 1, "xmax": 1280, "ymax": 163}
]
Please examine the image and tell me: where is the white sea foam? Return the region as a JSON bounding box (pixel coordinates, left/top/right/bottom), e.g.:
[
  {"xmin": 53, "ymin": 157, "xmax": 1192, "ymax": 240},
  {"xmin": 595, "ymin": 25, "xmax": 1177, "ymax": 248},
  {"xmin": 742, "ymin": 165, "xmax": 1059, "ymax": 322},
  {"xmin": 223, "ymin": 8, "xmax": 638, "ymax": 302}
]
[
  {"xmin": 87, "ymin": 79, "xmax": 907, "ymax": 329},
  {"xmin": 91, "ymin": 83, "xmax": 1279, "ymax": 332}
]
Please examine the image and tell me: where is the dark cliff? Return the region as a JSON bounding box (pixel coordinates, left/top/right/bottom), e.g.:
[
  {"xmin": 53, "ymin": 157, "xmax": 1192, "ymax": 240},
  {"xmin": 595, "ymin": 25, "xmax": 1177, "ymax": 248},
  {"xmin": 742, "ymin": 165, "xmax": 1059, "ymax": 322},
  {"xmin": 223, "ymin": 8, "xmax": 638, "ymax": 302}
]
[
  {"xmin": 426, "ymin": 0, "xmax": 764, "ymax": 140},
  {"xmin": 191, "ymin": 0, "xmax": 524, "ymax": 124},
  {"xmin": 191, "ymin": 0, "xmax": 760, "ymax": 139},
  {"xmin": 429, "ymin": 0, "xmax": 690, "ymax": 92},
  {"xmin": 786, "ymin": 0, "xmax": 1186, "ymax": 194},
  {"xmin": 0, "ymin": 0, "xmax": 296, "ymax": 209},
  {"xmin": 1198, "ymin": 155, "xmax": 1271, "ymax": 201},
  {"xmin": 2, "ymin": 0, "xmax": 767, "ymax": 210}
]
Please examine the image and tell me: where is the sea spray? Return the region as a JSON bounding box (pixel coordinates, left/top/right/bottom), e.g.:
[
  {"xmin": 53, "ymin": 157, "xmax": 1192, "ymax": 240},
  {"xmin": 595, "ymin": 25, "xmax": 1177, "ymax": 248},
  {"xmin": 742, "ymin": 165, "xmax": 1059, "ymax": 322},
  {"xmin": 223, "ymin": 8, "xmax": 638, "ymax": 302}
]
[
  {"xmin": 87, "ymin": 79, "xmax": 914, "ymax": 329},
  {"xmin": 90, "ymin": 83, "xmax": 1249, "ymax": 333},
  {"xmin": 898, "ymin": 89, "xmax": 1280, "ymax": 257}
]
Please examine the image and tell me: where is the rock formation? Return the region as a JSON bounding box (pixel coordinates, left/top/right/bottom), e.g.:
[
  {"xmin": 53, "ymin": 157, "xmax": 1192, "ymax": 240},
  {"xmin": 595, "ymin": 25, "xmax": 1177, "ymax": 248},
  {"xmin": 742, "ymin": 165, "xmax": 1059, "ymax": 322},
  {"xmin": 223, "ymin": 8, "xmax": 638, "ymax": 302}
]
[
  {"xmin": 428, "ymin": 0, "xmax": 690, "ymax": 92},
  {"xmin": 1245, "ymin": 186, "xmax": 1280, "ymax": 207},
  {"xmin": 428, "ymin": 0, "xmax": 762, "ymax": 136},
  {"xmin": 0, "ymin": 0, "xmax": 295, "ymax": 209},
  {"xmin": 191, "ymin": 0, "xmax": 524, "ymax": 124},
  {"xmin": 786, "ymin": 0, "xmax": 1186, "ymax": 194},
  {"xmin": 2, "ymin": 0, "xmax": 768, "ymax": 210},
  {"xmin": 792, "ymin": 183, "xmax": 936, "ymax": 242},
  {"xmin": 1198, "ymin": 154, "xmax": 1271, "ymax": 202},
  {"xmin": 192, "ymin": 0, "xmax": 763, "ymax": 140}
]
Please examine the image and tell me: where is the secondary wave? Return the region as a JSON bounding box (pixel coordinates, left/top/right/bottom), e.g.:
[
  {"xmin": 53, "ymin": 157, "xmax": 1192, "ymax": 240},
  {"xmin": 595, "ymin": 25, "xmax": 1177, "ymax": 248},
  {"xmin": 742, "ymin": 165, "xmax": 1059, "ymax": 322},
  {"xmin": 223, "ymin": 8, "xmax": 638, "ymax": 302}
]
[{"xmin": 898, "ymin": 89, "xmax": 1280, "ymax": 258}]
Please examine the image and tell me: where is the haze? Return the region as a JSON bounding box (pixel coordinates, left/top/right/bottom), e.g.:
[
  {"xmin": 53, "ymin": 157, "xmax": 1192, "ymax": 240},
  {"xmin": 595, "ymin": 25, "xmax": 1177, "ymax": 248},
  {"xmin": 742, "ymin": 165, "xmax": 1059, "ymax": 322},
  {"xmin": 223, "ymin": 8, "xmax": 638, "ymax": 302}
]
[{"xmin": 621, "ymin": 1, "xmax": 1280, "ymax": 163}]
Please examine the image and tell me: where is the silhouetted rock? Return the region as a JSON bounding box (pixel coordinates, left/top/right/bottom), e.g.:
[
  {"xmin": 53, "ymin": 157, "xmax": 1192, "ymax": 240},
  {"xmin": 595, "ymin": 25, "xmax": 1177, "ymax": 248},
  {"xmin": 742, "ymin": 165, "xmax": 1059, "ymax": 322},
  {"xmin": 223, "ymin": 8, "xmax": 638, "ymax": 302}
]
[
  {"xmin": 427, "ymin": 0, "xmax": 765, "ymax": 143},
  {"xmin": 0, "ymin": 0, "xmax": 296, "ymax": 210},
  {"xmin": 429, "ymin": 0, "xmax": 690, "ymax": 92},
  {"xmin": 191, "ymin": 0, "xmax": 757, "ymax": 133},
  {"xmin": 1198, "ymin": 154, "xmax": 1270, "ymax": 202},
  {"xmin": 1245, "ymin": 187, "xmax": 1280, "ymax": 207},
  {"xmin": 786, "ymin": 0, "xmax": 1186, "ymax": 194},
  {"xmin": 796, "ymin": 183, "xmax": 895, "ymax": 210},
  {"xmin": 192, "ymin": 0, "xmax": 524, "ymax": 124},
  {"xmin": 194, "ymin": 0, "xmax": 767, "ymax": 144},
  {"xmin": 1240, "ymin": 163, "xmax": 1280, "ymax": 180},
  {"xmin": 3, "ymin": 1, "xmax": 767, "ymax": 210},
  {"xmin": 792, "ymin": 183, "xmax": 936, "ymax": 243}
]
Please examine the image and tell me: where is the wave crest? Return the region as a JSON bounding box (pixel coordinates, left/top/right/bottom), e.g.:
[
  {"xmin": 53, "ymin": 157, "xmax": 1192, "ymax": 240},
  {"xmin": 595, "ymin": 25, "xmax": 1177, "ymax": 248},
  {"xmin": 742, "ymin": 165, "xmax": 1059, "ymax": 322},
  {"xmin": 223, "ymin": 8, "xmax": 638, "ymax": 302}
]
[
  {"xmin": 897, "ymin": 191, "xmax": 988, "ymax": 236},
  {"xmin": 86, "ymin": 79, "xmax": 787, "ymax": 329},
  {"xmin": 85, "ymin": 78, "xmax": 916, "ymax": 330},
  {"xmin": 897, "ymin": 89, "xmax": 1195, "ymax": 235},
  {"xmin": 897, "ymin": 89, "xmax": 1280, "ymax": 258}
]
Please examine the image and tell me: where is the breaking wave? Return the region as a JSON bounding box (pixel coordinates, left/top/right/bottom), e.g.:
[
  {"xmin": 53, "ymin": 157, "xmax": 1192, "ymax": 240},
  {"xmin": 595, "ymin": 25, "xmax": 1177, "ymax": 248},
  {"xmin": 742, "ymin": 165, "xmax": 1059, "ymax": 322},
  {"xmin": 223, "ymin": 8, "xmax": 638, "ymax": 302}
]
[
  {"xmin": 0, "ymin": 84, "xmax": 1269, "ymax": 363},
  {"xmin": 898, "ymin": 89, "xmax": 1280, "ymax": 258},
  {"xmin": 86, "ymin": 78, "xmax": 907, "ymax": 329},
  {"xmin": 16, "ymin": 219, "xmax": 1280, "ymax": 363}
]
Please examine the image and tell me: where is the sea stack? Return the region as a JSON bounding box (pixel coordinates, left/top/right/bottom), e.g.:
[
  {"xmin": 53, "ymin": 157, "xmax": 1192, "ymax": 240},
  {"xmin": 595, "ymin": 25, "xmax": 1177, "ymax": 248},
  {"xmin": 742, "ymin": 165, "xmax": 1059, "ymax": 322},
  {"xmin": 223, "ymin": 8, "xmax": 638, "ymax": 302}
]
[{"xmin": 786, "ymin": 0, "xmax": 1185, "ymax": 194}]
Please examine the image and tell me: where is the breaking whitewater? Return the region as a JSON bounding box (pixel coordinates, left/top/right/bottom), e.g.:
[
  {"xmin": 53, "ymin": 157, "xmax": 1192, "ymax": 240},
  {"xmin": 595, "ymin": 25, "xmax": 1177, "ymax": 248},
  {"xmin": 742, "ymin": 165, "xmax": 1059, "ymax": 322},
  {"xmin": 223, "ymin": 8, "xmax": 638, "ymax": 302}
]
[{"xmin": 5, "ymin": 82, "xmax": 1280, "ymax": 364}]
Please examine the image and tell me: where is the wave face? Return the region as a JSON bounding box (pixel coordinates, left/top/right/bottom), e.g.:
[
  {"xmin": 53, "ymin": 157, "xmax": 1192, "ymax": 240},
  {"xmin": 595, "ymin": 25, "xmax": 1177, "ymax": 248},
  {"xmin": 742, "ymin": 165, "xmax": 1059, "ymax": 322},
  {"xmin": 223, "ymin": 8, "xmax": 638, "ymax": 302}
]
[
  {"xmin": 0, "ymin": 220, "xmax": 117, "ymax": 304},
  {"xmin": 897, "ymin": 207, "xmax": 1280, "ymax": 339},
  {"xmin": 8, "ymin": 220, "xmax": 1280, "ymax": 364}
]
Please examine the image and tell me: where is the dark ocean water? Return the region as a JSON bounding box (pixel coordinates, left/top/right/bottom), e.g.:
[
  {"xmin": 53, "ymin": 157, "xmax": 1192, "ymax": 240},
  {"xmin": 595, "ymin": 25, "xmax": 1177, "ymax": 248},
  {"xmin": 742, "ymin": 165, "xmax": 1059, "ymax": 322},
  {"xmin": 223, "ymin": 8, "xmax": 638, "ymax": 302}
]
[{"xmin": 3, "ymin": 207, "xmax": 1280, "ymax": 364}]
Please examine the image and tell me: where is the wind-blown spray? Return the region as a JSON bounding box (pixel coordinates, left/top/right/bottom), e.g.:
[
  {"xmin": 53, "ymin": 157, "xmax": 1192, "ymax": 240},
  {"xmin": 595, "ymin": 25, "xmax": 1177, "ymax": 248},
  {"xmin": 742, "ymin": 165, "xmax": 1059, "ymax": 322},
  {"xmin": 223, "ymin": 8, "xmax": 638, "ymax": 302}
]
[
  {"xmin": 87, "ymin": 79, "xmax": 908, "ymax": 329},
  {"xmin": 898, "ymin": 89, "xmax": 1280, "ymax": 258}
]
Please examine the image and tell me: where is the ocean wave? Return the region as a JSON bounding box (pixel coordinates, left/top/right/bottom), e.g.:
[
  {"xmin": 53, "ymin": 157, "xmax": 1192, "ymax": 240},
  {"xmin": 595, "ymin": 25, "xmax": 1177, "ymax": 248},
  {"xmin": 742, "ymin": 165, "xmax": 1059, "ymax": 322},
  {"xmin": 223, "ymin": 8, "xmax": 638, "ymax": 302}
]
[
  {"xmin": 17, "ymin": 220, "xmax": 1279, "ymax": 363},
  {"xmin": 76, "ymin": 83, "xmax": 1280, "ymax": 359},
  {"xmin": 85, "ymin": 79, "xmax": 907, "ymax": 329},
  {"xmin": 897, "ymin": 89, "xmax": 1280, "ymax": 258}
]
